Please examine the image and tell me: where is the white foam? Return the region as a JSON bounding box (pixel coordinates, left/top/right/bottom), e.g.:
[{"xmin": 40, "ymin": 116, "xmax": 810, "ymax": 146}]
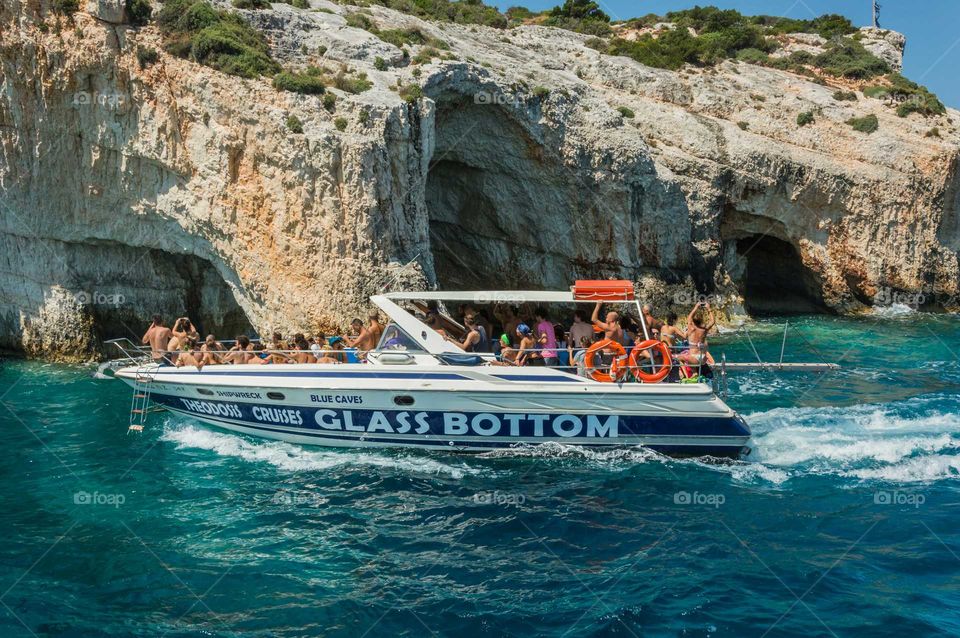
[
  {"xmin": 479, "ymin": 441, "xmax": 663, "ymax": 464},
  {"xmin": 843, "ymin": 454, "xmax": 960, "ymax": 482},
  {"xmin": 869, "ymin": 303, "xmax": 917, "ymax": 318},
  {"xmin": 161, "ymin": 422, "xmax": 479, "ymax": 479},
  {"xmin": 743, "ymin": 398, "xmax": 960, "ymax": 483}
]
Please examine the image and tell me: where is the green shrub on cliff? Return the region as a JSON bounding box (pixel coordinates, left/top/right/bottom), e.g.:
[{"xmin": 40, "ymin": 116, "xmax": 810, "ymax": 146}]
[
  {"xmin": 814, "ymin": 38, "xmax": 889, "ymax": 79},
  {"xmin": 52, "ymin": 0, "xmax": 80, "ymax": 15},
  {"xmin": 285, "ymin": 114, "xmax": 304, "ymax": 133},
  {"xmin": 359, "ymin": 0, "xmax": 507, "ymax": 29},
  {"xmin": 232, "ymin": 0, "xmax": 270, "ymax": 9},
  {"xmin": 847, "ymin": 114, "xmax": 879, "ymax": 134},
  {"xmin": 543, "ymin": 0, "xmax": 611, "ymax": 36},
  {"xmin": 862, "ymin": 73, "xmax": 946, "ymax": 118},
  {"xmin": 604, "ymin": 8, "xmax": 773, "ymax": 71},
  {"xmin": 797, "ymin": 111, "xmax": 815, "ymax": 127},
  {"xmin": 273, "ymin": 70, "xmax": 327, "ymax": 94},
  {"xmin": 157, "ymin": 0, "xmax": 279, "ymax": 78},
  {"xmin": 136, "ymin": 46, "xmax": 159, "ymax": 68},
  {"xmin": 751, "ymin": 13, "xmax": 855, "ymax": 39},
  {"xmin": 126, "ymin": 0, "xmax": 153, "ymax": 26}
]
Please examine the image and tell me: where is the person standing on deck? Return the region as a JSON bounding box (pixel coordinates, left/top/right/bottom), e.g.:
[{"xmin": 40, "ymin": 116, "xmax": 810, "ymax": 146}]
[
  {"xmin": 569, "ymin": 310, "xmax": 593, "ymax": 355},
  {"xmin": 591, "ymin": 302, "xmax": 625, "ymax": 345},
  {"xmin": 347, "ymin": 318, "xmax": 378, "ymax": 356},
  {"xmin": 141, "ymin": 315, "xmax": 172, "ymax": 365},
  {"xmin": 534, "ymin": 307, "xmax": 559, "ymax": 366},
  {"xmin": 366, "ymin": 312, "xmax": 383, "ymax": 349}
]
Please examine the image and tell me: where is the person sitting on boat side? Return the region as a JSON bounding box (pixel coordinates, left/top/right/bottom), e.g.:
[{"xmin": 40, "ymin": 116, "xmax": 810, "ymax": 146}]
[
  {"xmin": 142, "ymin": 315, "xmax": 173, "ymax": 365},
  {"xmin": 591, "ymin": 302, "xmax": 625, "ymax": 345},
  {"xmin": 499, "ymin": 305, "xmax": 521, "ymax": 347},
  {"xmin": 175, "ymin": 337, "xmax": 205, "ymax": 370},
  {"xmin": 678, "ymin": 302, "xmax": 716, "ymax": 367},
  {"xmin": 490, "ymin": 333, "xmax": 518, "ymax": 366},
  {"xmin": 264, "ymin": 331, "xmax": 294, "ymax": 364},
  {"xmin": 567, "ymin": 335, "xmax": 592, "ymax": 377},
  {"xmin": 328, "ymin": 336, "xmax": 348, "ymax": 363},
  {"xmin": 200, "ymin": 334, "xmax": 225, "ymax": 366},
  {"xmin": 448, "ymin": 314, "xmax": 483, "ymax": 352},
  {"xmin": 425, "ymin": 312, "xmax": 447, "ymax": 338},
  {"xmin": 660, "ymin": 312, "xmax": 687, "ymax": 348},
  {"xmin": 620, "ymin": 314, "xmax": 639, "ymax": 348},
  {"xmin": 309, "ymin": 334, "xmax": 324, "ymax": 360},
  {"xmin": 642, "ymin": 305, "xmax": 664, "ymax": 340},
  {"xmin": 534, "ymin": 307, "xmax": 559, "ymax": 366},
  {"xmin": 659, "ymin": 312, "xmax": 687, "ymax": 382},
  {"xmin": 515, "ymin": 324, "xmax": 544, "ymax": 366},
  {"xmin": 291, "ymin": 333, "xmax": 317, "ymax": 364},
  {"xmin": 225, "ymin": 335, "xmax": 254, "ymax": 364},
  {"xmin": 173, "ymin": 317, "xmax": 200, "ymax": 344}
]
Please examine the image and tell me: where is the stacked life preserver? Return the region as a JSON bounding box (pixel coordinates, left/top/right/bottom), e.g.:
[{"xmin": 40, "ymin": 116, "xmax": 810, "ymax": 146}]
[
  {"xmin": 627, "ymin": 339, "xmax": 673, "ymax": 383},
  {"xmin": 584, "ymin": 339, "xmax": 628, "ymax": 383}
]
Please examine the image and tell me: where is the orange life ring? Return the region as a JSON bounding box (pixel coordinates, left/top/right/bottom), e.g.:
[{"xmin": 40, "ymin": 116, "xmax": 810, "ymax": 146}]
[
  {"xmin": 628, "ymin": 339, "xmax": 673, "ymax": 383},
  {"xmin": 584, "ymin": 339, "xmax": 628, "ymax": 383}
]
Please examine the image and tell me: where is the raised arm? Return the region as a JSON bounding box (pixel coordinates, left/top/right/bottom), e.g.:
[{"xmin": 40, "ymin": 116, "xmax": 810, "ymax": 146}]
[
  {"xmin": 591, "ymin": 302, "xmax": 603, "ymax": 327},
  {"xmin": 704, "ymin": 303, "xmax": 717, "ymax": 330},
  {"xmin": 686, "ymin": 302, "xmax": 701, "ymax": 326},
  {"xmin": 141, "ymin": 326, "xmax": 152, "ymax": 345}
]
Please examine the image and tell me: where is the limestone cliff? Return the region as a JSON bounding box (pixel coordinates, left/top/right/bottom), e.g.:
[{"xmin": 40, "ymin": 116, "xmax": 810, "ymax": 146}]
[{"xmin": 1, "ymin": 0, "xmax": 958, "ymax": 359}]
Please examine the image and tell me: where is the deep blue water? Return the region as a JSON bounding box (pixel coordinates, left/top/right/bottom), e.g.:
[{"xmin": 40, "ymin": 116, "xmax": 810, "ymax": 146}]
[{"xmin": 1, "ymin": 310, "xmax": 959, "ymax": 636}]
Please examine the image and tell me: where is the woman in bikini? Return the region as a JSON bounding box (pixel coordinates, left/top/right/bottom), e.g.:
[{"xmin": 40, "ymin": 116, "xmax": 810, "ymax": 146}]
[{"xmin": 678, "ymin": 302, "xmax": 716, "ymax": 367}]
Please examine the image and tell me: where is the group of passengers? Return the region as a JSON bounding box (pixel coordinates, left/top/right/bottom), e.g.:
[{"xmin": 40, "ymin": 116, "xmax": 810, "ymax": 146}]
[
  {"xmin": 426, "ymin": 300, "xmax": 716, "ymax": 374},
  {"xmin": 141, "ymin": 313, "xmax": 383, "ymax": 369},
  {"xmin": 140, "ymin": 299, "xmax": 715, "ymax": 376}
]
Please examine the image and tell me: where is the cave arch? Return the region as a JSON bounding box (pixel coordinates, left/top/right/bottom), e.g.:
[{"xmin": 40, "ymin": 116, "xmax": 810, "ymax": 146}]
[
  {"xmin": 424, "ymin": 96, "xmax": 588, "ymax": 291},
  {"xmin": 736, "ymin": 234, "xmax": 828, "ymax": 315}
]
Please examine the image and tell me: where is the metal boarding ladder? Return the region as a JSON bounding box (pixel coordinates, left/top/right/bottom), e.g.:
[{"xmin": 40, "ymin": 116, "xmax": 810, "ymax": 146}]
[{"xmin": 128, "ymin": 361, "xmax": 157, "ymax": 433}]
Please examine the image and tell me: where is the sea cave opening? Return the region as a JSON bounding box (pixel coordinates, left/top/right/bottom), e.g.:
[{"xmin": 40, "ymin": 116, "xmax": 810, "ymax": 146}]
[
  {"xmin": 737, "ymin": 234, "xmax": 828, "ymax": 315},
  {"xmin": 424, "ymin": 97, "xmax": 578, "ymax": 292},
  {"xmin": 82, "ymin": 245, "xmax": 254, "ymax": 347}
]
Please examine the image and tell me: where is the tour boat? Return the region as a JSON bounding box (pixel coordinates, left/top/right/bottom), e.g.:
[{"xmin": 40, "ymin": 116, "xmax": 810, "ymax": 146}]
[{"xmin": 112, "ymin": 282, "xmax": 752, "ymax": 457}]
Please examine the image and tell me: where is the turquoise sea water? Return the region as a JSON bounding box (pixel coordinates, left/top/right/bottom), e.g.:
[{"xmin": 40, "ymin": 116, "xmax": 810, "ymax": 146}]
[{"xmin": 1, "ymin": 309, "xmax": 959, "ymax": 636}]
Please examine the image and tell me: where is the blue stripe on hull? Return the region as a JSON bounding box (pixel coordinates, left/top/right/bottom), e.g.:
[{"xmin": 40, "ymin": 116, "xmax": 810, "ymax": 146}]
[{"xmin": 149, "ymin": 394, "xmax": 749, "ymax": 457}]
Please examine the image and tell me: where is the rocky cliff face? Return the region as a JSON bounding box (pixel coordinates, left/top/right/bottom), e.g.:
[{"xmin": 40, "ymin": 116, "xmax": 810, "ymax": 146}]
[{"xmin": 1, "ymin": 0, "xmax": 958, "ymax": 359}]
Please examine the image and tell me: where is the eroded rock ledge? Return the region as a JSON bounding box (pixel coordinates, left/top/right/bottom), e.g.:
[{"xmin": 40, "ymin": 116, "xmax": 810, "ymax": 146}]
[{"xmin": 1, "ymin": 1, "xmax": 958, "ymax": 360}]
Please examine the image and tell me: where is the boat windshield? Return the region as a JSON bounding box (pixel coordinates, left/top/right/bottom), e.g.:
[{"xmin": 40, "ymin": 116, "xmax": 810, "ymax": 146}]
[{"xmin": 376, "ymin": 323, "xmax": 426, "ymax": 353}]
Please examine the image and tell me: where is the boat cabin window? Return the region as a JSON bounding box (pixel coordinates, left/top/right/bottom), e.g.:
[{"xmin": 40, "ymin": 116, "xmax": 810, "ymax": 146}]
[{"xmin": 377, "ymin": 323, "xmax": 426, "ymax": 353}]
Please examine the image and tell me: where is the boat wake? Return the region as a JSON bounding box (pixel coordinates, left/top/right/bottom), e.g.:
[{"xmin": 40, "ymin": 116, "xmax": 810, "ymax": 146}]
[
  {"xmin": 743, "ymin": 394, "xmax": 960, "ymax": 484},
  {"xmin": 158, "ymin": 394, "xmax": 960, "ymax": 486},
  {"xmin": 160, "ymin": 421, "xmax": 481, "ymax": 479}
]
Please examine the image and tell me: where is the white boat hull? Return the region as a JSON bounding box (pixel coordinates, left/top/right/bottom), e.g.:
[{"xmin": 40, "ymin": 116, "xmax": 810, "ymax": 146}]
[{"xmin": 117, "ymin": 363, "xmax": 751, "ymax": 457}]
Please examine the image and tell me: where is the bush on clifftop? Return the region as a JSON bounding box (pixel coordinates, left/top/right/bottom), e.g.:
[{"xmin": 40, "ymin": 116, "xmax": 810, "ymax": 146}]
[
  {"xmin": 543, "ymin": 0, "xmax": 611, "ymax": 36},
  {"xmin": 157, "ymin": 0, "xmax": 280, "ymax": 78}
]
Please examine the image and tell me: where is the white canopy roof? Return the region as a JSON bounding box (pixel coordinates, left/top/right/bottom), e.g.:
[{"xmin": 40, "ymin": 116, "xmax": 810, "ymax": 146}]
[{"xmin": 382, "ymin": 290, "xmax": 640, "ymax": 304}]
